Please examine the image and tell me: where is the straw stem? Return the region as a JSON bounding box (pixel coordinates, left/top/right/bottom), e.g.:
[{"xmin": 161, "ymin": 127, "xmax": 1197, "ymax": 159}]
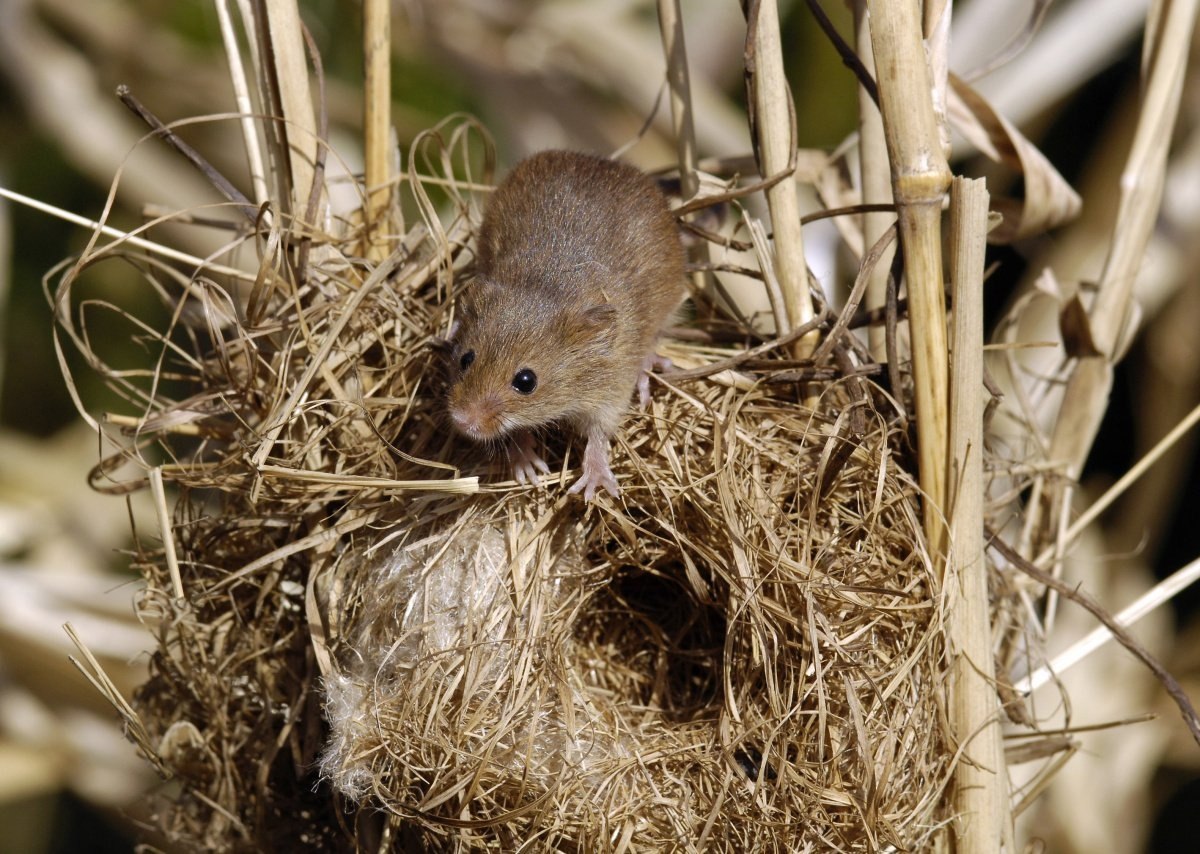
[
  {"xmin": 656, "ymin": 0, "xmax": 712, "ymax": 296},
  {"xmin": 867, "ymin": 0, "xmax": 952, "ymax": 552},
  {"xmin": 853, "ymin": 2, "xmax": 895, "ymax": 361},
  {"xmin": 947, "ymin": 176, "xmax": 1011, "ymax": 852},
  {"xmin": 746, "ymin": 0, "xmax": 815, "ymax": 349},
  {"xmin": 363, "ymin": 0, "xmax": 393, "ymax": 261},
  {"xmin": 215, "ymin": 0, "xmax": 270, "ymax": 209},
  {"xmin": 1042, "ymin": 0, "xmax": 1198, "ymax": 503},
  {"xmin": 263, "ymin": 0, "xmax": 319, "ymax": 214},
  {"xmin": 656, "ymin": 0, "xmax": 699, "ymax": 199}
]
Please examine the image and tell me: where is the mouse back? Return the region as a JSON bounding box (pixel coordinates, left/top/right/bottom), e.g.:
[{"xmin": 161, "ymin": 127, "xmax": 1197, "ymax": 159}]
[
  {"xmin": 448, "ymin": 150, "xmax": 685, "ymax": 443},
  {"xmin": 476, "ymin": 150, "xmax": 684, "ymax": 330}
]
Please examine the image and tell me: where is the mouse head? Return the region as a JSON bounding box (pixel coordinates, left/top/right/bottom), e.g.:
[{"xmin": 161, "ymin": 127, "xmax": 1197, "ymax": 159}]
[{"xmin": 445, "ymin": 282, "xmax": 618, "ymax": 443}]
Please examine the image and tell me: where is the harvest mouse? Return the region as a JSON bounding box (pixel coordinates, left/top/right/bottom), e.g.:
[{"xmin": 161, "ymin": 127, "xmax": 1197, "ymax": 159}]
[{"xmin": 446, "ymin": 149, "xmax": 686, "ymax": 500}]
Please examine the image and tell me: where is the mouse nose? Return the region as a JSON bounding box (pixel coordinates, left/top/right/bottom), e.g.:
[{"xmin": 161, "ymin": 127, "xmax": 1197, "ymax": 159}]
[{"xmin": 450, "ymin": 395, "xmax": 505, "ymax": 440}]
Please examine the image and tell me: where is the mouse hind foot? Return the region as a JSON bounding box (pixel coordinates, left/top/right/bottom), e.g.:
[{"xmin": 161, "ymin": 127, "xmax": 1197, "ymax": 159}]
[{"xmin": 637, "ymin": 353, "xmax": 674, "ymax": 409}]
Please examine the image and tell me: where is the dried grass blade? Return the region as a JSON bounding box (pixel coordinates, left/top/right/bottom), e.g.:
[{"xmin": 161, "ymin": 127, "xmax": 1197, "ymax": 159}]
[
  {"xmin": 922, "ymin": 0, "xmax": 951, "ymax": 155},
  {"xmin": 2, "ymin": 186, "xmax": 252, "ymax": 280},
  {"xmin": 990, "ymin": 533, "xmax": 1200, "ymax": 746},
  {"xmin": 64, "ymin": 623, "xmax": 167, "ymax": 777},
  {"xmin": 656, "ymin": 0, "xmax": 712, "ymax": 297},
  {"xmin": 215, "ymin": 0, "xmax": 271, "ymax": 208},
  {"xmin": 116, "ymin": 86, "xmax": 258, "ymax": 221},
  {"xmin": 149, "ymin": 467, "xmax": 184, "ymax": 601},
  {"xmin": 255, "ymin": 464, "xmax": 479, "ymax": 493},
  {"xmin": 948, "ymin": 75, "xmax": 1081, "ymax": 242},
  {"xmin": 656, "ymin": 0, "xmax": 699, "ymax": 199},
  {"xmin": 1019, "ymin": 553, "xmax": 1200, "ymax": 695},
  {"xmin": 1034, "ymin": 400, "xmax": 1200, "ymax": 570}
]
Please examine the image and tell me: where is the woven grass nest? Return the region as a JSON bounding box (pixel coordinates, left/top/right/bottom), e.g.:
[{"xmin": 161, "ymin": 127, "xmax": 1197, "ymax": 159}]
[{"xmin": 51, "ymin": 117, "xmax": 958, "ymax": 850}]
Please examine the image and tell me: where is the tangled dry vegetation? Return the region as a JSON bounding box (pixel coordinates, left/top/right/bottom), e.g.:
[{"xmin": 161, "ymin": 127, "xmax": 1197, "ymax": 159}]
[
  {"xmin": 57, "ymin": 120, "xmax": 949, "ymax": 849},
  {"xmin": 36, "ymin": 1, "xmax": 1200, "ymax": 852}
]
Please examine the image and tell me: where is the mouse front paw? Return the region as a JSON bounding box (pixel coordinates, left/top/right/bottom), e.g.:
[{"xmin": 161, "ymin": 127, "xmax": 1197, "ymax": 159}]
[{"xmin": 508, "ymin": 431, "xmax": 550, "ymax": 485}]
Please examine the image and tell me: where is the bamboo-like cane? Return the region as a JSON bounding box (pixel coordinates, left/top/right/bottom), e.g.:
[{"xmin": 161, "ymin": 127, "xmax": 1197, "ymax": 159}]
[
  {"xmin": 853, "ymin": 2, "xmax": 895, "ymax": 362},
  {"xmin": 747, "ymin": 0, "xmax": 815, "ymax": 349},
  {"xmin": 866, "ymin": 0, "xmax": 952, "ymax": 553},
  {"xmin": 947, "ymin": 176, "xmax": 1012, "ymax": 853},
  {"xmin": 363, "ymin": 0, "xmax": 392, "ymax": 262},
  {"xmin": 264, "ymin": 0, "xmax": 319, "ymax": 215}
]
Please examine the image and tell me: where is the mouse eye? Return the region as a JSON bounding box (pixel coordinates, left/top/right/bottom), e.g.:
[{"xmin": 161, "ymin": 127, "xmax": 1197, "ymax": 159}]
[
  {"xmin": 511, "ymin": 368, "xmax": 537, "ymax": 395},
  {"xmin": 459, "ymin": 350, "xmax": 475, "ymax": 371}
]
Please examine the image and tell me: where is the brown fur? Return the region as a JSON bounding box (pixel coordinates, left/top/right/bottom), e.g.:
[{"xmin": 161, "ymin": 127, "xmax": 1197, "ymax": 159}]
[{"xmin": 447, "ymin": 150, "xmax": 685, "ymax": 494}]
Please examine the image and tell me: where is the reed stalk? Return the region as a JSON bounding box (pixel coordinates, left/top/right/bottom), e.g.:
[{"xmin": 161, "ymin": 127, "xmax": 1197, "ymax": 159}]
[
  {"xmin": 853, "ymin": 1, "xmax": 895, "ymax": 362},
  {"xmin": 1041, "ymin": 0, "xmax": 1198, "ymax": 545},
  {"xmin": 746, "ymin": 0, "xmax": 815, "ymax": 350},
  {"xmin": 263, "ymin": 0, "xmax": 319, "ymax": 215},
  {"xmin": 656, "ymin": 0, "xmax": 711, "ymax": 295},
  {"xmin": 866, "ymin": 0, "xmax": 952, "ymax": 554},
  {"xmin": 947, "ymin": 176, "xmax": 1011, "ymax": 852},
  {"xmin": 363, "ymin": 0, "xmax": 393, "ymax": 261}
]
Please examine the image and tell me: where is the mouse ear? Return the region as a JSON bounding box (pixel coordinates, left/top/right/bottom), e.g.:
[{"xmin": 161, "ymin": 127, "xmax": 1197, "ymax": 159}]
[
  {"xmin": 458, "ymin": 278, "xmax": 495, "ymax": 323},
  {"xmin": 581, "ymin": 303, "xmax": 618, "ymax": 330},
  {"xmin": 453, "ymin": 299, "xmax": 475, "ymax": 333}
]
